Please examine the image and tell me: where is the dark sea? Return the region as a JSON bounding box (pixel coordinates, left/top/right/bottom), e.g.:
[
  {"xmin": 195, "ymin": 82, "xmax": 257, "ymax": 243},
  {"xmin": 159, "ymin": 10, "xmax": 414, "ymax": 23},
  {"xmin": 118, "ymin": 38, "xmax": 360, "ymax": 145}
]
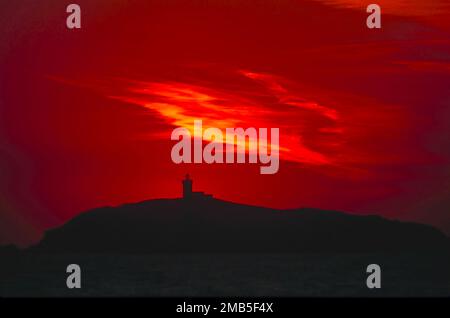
[{"xmin": 1, "ymin": 253, "xmax": 449, "ymax": 297}]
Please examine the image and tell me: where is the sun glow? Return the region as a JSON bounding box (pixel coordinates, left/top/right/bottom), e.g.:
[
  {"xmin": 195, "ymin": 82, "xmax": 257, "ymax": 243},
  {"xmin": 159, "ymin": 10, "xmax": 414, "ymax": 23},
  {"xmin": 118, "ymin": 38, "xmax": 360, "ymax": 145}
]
[{"xmin": 106, "ymin": 71, "xmax": 341, "ymax": 166}]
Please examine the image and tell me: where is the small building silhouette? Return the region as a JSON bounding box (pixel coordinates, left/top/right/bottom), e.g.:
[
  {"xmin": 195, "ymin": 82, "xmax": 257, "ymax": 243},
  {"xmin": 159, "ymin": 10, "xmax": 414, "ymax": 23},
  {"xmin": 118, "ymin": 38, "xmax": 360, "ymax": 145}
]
[{"xmin": 182, "ymin": 174, "xmax": 213, "ymax": 200}]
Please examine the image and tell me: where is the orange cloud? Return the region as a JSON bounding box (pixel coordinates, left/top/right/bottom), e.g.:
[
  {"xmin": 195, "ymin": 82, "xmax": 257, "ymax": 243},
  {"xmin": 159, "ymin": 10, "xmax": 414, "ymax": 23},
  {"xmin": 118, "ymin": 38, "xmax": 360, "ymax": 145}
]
[{"xmin": 105, "ymin": 71, "xmax": 342, "ymax": 166}]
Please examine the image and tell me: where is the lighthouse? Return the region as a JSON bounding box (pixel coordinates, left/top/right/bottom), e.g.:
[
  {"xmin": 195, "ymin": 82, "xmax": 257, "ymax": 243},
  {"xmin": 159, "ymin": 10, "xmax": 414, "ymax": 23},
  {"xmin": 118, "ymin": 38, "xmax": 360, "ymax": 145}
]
[
  {"xmin": 182, "ymin": 174, "xmax": 193, "ymax": 199},
  {"xmin": 181, "ymin": 174, "xmax": 213, "ymax": 200}
]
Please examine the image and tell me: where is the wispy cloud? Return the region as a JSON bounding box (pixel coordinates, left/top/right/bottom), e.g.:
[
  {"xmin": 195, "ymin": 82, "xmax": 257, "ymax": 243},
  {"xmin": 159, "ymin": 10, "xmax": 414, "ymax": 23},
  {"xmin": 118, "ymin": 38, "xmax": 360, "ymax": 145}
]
[
  {"xmin": 100, "ymin": 71, "xmax": 343, "ymax": 165},
  {"xmin": 316, "ymin": 0, "xmax": 450, "ymax": 16}
]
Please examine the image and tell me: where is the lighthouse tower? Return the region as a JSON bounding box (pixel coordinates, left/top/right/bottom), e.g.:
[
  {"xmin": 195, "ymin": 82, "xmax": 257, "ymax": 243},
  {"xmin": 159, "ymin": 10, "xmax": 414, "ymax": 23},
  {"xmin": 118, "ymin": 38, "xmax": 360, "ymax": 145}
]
[
  {"xmin": 181, "ymin": 174, "xmax": 213, "ymax": 200},
  {"xmin": 182, "ymin": 174, "xmax": 193, "ymax": 199}
]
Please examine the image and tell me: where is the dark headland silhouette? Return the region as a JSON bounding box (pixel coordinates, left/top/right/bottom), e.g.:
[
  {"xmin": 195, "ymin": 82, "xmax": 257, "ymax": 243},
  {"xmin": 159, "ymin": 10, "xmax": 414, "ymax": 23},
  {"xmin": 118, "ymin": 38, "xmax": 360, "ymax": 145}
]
[{"xmin": 17, "ymin": 175, "xmax": 448, "ymax": 254}]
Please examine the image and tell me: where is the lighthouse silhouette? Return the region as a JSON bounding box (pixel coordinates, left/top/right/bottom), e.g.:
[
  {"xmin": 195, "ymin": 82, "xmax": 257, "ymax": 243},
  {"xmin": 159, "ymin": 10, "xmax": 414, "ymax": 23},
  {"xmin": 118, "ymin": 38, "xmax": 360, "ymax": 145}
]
[
  {"xmin": 182, "ymin": 174, "xmax": 212, "ymax": 200},
  {"xmin": 182, "ymin": 174, "xmax": 193, "ymax": 199}
]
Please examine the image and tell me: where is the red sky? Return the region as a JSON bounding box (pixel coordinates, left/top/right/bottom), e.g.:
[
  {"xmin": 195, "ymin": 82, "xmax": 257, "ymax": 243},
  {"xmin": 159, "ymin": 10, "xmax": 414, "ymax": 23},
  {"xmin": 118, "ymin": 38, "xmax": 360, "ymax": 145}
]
[{"xmin": 1, "ymin": 0, "xmax": 449, "ymax": 247}]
